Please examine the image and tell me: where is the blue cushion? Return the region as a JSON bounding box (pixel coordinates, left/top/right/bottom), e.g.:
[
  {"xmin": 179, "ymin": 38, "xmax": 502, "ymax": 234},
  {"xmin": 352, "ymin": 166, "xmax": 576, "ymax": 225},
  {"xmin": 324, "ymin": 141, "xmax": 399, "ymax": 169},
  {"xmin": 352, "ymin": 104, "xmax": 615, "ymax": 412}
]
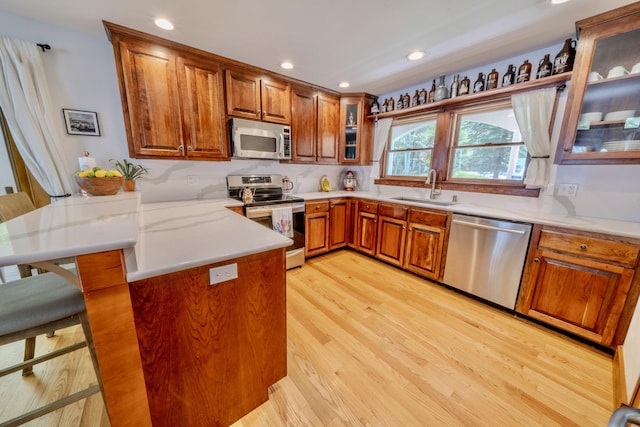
[{"xmin": 0, "ymin": 271, "xmax": 85, "ymax": 336}]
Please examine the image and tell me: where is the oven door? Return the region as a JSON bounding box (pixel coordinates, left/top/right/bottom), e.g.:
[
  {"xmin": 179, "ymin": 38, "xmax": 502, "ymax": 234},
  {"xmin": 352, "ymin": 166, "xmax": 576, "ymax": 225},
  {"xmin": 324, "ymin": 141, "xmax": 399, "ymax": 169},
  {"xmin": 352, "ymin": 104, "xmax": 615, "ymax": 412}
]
[{"xmin": 245, "ymin": 203, "xmax": 305, "ymax": 269}]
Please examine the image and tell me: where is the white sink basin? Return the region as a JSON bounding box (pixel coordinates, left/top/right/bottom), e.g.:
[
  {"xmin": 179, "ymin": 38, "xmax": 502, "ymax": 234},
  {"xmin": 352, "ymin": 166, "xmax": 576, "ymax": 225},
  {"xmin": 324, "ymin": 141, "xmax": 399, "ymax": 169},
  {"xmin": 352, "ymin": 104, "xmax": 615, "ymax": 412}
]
[{"xmin": 391, "ymin": 196, "xmax": 456, "ymax": 206}]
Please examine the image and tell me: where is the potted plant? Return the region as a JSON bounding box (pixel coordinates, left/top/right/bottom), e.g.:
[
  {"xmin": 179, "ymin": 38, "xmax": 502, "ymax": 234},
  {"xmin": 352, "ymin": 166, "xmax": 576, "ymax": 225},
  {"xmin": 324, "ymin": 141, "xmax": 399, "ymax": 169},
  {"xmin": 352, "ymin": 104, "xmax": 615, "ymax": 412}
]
[{"xmin": 111, "ymin": 158, "xmax": 149, "ymax": 192}]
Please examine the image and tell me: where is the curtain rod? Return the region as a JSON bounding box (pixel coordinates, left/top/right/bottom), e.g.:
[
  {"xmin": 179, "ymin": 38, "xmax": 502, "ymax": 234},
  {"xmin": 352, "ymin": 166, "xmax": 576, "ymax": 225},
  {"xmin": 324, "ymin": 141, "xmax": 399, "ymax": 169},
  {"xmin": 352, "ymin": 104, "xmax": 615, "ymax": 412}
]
[{"xmin": 36, "ymin": 43, "xmax": 51, "ymax": 52}]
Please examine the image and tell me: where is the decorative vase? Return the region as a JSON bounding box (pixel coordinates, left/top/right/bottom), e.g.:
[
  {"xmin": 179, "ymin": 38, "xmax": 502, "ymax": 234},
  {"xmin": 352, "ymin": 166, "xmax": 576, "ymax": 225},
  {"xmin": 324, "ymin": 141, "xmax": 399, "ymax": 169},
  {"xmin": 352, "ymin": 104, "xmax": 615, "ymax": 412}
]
[
  {"xmin": 124, "ymin": 180, "xmax": 136, "ymax": 192},
  {"xmin": 434, "ymin": 75, "xmax": 449, "ymax": 101}
]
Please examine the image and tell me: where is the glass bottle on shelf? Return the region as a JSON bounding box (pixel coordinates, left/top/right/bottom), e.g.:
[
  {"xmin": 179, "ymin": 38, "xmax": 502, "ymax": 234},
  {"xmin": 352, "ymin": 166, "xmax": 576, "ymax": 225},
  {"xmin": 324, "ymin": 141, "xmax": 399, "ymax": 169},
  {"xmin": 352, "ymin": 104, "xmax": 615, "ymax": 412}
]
[
  {"xmin": 450, "ymin": 74, "xmax": 460, "ymax": 98},
  {"xmin": 502, "ymin": 64, "xmax": 515, "ymax": 87},
  {"xmin": 517, "ymin": 60, "xmax": 532, "ymax": 83},
  {"xmin": 428, "ymin": 80, "xmax": 436, "ymax": 103},
  {"xmin": 381, "ymin": 98, "xmax": 388, "ymax": 113},
  {"xmin": 459, "ymin": 76, "xmax": 470, "ymax": 95},
  {"xmin": 412, "ymin": 90, "xmax": 420, "ymax": 107},
  {"xmin": 552, "ymin": 38, "xmax": 576, "ymax": 75},
  {"xmin": 486, "ymin": 69, "xmax": 499, "ymax": 90},
  {"xmin": 434, "ymin": 74, "xmax": 449, "ymax": 101},
  {"xmin": 371, "ymin": 97, "xmax": 380, "ymax": 115},
  {"xmin": 397, "ymin": 94, "xmax": 404, "ymax": 110},
  {"xmin": 473, "ymin": 72, "xmax": 485, "ymax": 93},
  {"xmin": 387, "ymin": 96, "xmax": 395, "ymax": 111},
  {"xmin": 419, "ymin": 88, "xmax": 428, "ymax": 105},
  {"xmin": 403, "ymin": 93, "xmax": 411, "ymax": 108},
  {"xmin": 537, "ymin": 54, "xmax": 552, "ymax": 79}
]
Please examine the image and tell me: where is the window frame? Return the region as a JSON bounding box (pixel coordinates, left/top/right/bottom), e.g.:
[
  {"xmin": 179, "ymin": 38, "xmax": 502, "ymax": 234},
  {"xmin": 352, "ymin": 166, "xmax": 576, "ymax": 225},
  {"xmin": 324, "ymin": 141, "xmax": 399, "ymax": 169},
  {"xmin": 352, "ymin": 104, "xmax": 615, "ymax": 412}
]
[
  {"xmin": 378, "ymin": 96, "xmax": 542, "ymax": 197},
  {"xmin": 384, "ymin": 113, "xmax": 439, "ymax": 179}
]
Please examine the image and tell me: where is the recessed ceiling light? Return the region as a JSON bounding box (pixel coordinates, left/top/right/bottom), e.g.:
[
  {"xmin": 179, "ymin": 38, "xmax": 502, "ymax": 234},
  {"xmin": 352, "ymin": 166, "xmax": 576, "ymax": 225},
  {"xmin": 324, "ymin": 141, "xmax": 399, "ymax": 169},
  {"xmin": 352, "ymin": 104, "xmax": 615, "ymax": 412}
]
[
  {"xmin": 549, "ymin": 0, "xmax": 570, "ymax": 4},
  {"xmin": 339, "ymin": 82, "xmax": 350, "ymax": 88},
  {"xmin": 154, "ymin": 18, "xmax": 174, "ymax": 30},
  {"xmin": 407, "ymin": 51, "xmax": 425, "ymax": 61},
  {"xmin": 280, "ymin": 62, "xmax": 294, "ymax": 70}
]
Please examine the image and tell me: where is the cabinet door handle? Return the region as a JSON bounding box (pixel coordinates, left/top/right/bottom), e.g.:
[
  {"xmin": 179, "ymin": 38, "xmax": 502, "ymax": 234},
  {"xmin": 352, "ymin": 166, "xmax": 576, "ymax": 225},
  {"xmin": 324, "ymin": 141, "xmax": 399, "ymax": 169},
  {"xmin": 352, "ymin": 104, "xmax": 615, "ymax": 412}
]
[
  {"xmin": 187, "ymin": 146, "xmax": 193, "ymax": 151},
  {"xmin": 178, "ymin": 145, "xmax": 184, "ymax": 152},
  {"xmin": 564, "ymin": 147, "xmax": 571, "ymax": 152},
  {"xmin": 533, "ymin": 258, "xmax": 540, "ymax": 263},
  {"xmin": 580, "ymin": 244, "xmax": 588, "ymax": 250}
]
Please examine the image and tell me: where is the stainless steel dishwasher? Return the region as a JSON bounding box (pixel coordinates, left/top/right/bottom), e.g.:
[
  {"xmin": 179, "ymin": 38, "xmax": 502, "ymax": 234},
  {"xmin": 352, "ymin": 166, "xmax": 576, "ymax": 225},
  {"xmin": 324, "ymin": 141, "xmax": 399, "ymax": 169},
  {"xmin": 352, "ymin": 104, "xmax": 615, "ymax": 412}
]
[{"xmin": 442, "ymin": 213, "xmax": 532, "ymax": 309}]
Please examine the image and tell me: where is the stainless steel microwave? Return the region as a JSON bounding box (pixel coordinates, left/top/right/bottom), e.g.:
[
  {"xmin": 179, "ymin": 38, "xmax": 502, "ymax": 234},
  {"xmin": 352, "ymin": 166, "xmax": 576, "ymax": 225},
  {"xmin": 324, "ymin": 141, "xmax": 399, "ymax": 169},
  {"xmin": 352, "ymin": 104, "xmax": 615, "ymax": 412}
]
[{"xmin": 230, "ymin": 118, "xmax": 291, "ymax": 160}]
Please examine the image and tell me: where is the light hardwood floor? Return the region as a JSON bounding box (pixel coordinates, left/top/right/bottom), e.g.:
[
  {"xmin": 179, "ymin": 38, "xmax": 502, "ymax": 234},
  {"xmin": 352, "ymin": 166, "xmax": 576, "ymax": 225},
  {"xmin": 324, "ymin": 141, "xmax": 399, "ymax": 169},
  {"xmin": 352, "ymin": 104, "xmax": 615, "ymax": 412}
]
[{"xmin": 0, "ymin": 251, "xmax": 614, "ymax": 426}]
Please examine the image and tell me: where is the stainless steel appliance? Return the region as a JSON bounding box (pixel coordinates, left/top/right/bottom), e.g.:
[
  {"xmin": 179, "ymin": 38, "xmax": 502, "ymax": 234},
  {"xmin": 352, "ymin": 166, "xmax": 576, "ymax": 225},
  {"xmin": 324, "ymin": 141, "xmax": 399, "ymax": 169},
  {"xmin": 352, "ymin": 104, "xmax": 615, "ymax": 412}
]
[
  {"xmin": 442, "ymin": 213, "xmax": 532, "ymax": 310},
  {"xmin": 227, "ymin": 174, "xmax": 304, "ymax": 269},
  {"xmin": 230, "ymin": 118, "xmax": 291, "ymax": 160}
]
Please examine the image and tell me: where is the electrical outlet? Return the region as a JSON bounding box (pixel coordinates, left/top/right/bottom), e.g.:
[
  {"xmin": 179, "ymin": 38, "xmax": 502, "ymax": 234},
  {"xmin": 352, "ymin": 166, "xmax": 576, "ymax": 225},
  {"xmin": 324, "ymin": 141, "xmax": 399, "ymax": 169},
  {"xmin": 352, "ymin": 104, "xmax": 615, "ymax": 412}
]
[
  {"xmin": 557, "ymin": 183, "xmax": 579, "ymax": 197},
  {"xmin": 209, "ymin": 263, "xmax": 238, "ymax": 285},
  {"xmin": 187, "ymin": 175, "xmax": 198, "ymax": 185}
]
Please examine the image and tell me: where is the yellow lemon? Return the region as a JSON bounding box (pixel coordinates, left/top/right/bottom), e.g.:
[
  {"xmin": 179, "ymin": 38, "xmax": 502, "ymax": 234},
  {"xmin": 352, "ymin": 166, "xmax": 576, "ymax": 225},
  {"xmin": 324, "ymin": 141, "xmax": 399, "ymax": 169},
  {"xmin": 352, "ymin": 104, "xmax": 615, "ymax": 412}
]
[
  {"xmin": 95, "ymin": 170, "xmax": 107, "ymax": 178},
  {"xmin": 105, "ymin": 171, "xmax": 115, "ymax": 177},
  {"xmin": 110, "ymin": 170, "xmax": 123, "ymax": 178},
  {"xmin": 77, "ymin": 170, "xmax": 89, "ymax": 178}
]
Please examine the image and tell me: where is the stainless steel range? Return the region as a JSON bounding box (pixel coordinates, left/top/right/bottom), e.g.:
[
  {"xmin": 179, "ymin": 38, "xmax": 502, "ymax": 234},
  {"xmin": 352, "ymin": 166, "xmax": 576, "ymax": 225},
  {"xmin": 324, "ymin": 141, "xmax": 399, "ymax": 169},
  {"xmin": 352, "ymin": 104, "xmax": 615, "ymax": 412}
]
[{"xmin": 227, "ymin": 174, "xmax": 305, "ymax": 269}]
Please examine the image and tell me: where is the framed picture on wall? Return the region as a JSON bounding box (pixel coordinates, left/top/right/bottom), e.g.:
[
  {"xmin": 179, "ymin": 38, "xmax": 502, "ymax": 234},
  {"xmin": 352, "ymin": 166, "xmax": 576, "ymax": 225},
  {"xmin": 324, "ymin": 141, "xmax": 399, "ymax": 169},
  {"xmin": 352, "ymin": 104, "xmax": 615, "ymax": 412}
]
[{"xmin": 62, "ymin": 109, "xmax": 100, "ymax": 136}]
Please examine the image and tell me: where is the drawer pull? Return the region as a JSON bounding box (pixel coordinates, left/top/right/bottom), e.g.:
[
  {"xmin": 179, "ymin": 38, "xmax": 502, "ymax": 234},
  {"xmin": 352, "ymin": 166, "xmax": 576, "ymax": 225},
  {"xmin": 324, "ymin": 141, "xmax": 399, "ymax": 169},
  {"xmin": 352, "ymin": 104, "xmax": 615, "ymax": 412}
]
[
  {"xmin": 580, "ymin": 244, "xmax": 588, "ymax": 250},
  {"xmin": 534, "ymin": 258, "xmax": 540, "ymax": 263}
]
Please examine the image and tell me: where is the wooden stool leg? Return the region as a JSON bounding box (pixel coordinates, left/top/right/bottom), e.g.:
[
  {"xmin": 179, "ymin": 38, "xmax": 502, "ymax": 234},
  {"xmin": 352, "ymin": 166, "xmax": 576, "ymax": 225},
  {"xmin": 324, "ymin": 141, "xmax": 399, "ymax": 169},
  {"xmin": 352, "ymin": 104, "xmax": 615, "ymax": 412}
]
[
  {"xmin": 79, "ymin": 311, "xmax": 109, "ymax": 420},
  {"xmin": 22, "ymin": 337, "xmax": 36, "ymax": 376}
]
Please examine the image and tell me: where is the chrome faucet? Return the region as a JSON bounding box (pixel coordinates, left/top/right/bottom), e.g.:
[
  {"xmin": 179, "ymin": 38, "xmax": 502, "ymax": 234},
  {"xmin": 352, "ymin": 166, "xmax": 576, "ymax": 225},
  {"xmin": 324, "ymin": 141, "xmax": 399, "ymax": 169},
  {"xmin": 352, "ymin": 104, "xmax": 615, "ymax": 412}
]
[{"xmin": 425, "ymin": 169, "xmax": 441, "ymax": 200}]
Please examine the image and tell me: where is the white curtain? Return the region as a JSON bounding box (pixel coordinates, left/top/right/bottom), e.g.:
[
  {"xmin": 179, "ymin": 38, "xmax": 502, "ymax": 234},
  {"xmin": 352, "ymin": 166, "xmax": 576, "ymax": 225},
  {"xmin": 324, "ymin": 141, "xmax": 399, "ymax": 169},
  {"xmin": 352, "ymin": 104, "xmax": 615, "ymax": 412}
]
[
  {"xmin": 511, "ymin": 87, "xmax": 557, "ymax": 188},
  {"xmin": 0, "ymin": 36, "xmax": 73, "ymax": 197},
  {"xmin": 369, "ymin": 117, "xmax": 393, "ymax": 179}
]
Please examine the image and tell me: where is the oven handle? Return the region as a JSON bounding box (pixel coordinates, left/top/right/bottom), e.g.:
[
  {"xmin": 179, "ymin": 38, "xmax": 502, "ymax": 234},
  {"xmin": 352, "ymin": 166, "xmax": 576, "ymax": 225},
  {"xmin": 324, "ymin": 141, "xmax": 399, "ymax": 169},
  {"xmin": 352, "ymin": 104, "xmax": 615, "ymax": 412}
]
[{"xmin": 245, "ymin": 203, "xmax": 306, "ymax": 219}]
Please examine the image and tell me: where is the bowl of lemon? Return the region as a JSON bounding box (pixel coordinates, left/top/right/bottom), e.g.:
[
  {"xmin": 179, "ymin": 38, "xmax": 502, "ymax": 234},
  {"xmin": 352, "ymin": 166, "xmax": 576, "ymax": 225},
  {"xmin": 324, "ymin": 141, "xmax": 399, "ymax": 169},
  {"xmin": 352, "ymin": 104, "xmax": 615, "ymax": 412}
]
[{"xmin": 75, "ymin": 167, "xmax": 124, "ymax": 196}]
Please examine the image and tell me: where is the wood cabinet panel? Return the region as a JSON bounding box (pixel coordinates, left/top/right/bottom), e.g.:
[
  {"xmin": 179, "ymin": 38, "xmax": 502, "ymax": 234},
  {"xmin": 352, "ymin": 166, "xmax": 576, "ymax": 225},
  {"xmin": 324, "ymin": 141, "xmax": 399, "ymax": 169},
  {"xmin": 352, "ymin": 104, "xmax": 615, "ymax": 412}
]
[
  {"xmin": 356, "ymin": 201, "xmax": 378, "ymax": 256},
  {"xmin": 128, "ymin": 249, "xmax": 286, "ymax": 427},
  {"xmin": 291, "ymin": 86, "xmax": 317, "ymax": 163},
  {"xmin": 376, "ymin": 215, "xmax": 407, "ymax": 266},
  {"xmin": 178, "ymin": 57, "xmax": 229, "ymax": 160},
  {"xmin": 403, "ymin": 222, "xmax": 446, "ymax": 280},
  {"xmin": 306, "ymin": 212, "xmax": 329, "ymax": 257},
  {"xmin": 261, "ymin": 78, "xmax": 291, "ymax": 124},
  {"xmin": 539, "ymin": 230, "xmax": 639, "ymax": 265},
  {"xmin": 225, "ymin": 70, "xmax": 261, "ymax": 120},
  {"xmin": 329, "ymin": 199, "xmax": 349, "ymax": 250},
  {"xmin": 378, "ymin": 204, "xmax": 408, "ymax": 220},
  {"xmin": 316, "ymin": 94, "xmax": 340, "ymax": 164},
  {"xmin": 339, "ymin": 94, "xmax": 373, "ymax": 165},
  {"xmin": 118, "ymin": 40, "xmax": 183, "ymax": 158}
]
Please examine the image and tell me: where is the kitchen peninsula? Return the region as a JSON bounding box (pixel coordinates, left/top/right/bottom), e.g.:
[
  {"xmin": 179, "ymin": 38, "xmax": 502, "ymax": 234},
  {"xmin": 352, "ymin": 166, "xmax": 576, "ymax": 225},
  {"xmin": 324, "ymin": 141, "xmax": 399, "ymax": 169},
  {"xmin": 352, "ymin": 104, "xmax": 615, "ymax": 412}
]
[{"xmin": 0, "ymin": 193, "xmax": 292, "ymax": 426}]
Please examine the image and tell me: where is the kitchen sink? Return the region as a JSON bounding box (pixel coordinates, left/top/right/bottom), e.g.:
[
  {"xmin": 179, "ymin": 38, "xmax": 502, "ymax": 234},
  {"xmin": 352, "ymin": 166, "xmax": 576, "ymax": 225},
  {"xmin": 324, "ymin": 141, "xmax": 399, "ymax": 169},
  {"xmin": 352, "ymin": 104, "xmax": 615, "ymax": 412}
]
[{"xmin": 390, "ymin": 196, "xmax": 456, "ymax": 206}]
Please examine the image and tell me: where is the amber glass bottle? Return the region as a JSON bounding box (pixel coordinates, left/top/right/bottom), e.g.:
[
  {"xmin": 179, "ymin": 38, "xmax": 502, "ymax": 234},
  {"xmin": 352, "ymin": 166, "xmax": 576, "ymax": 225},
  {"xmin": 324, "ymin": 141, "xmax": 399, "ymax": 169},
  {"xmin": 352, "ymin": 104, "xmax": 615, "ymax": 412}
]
[
  {"xmin": 502, "ymin": 64, "xmax": 515, "ymax": 87},
  {"xmin": 552, "ymin": 38, "xmax": 576, "ymax": 75},
  {"xmin": 473, "ymin": 72, "xmax": 485, "ymax": 93},
  {"xmin": 537, "ymin": 54, "xmax": 552, "ymax": 79},
  {"xmin": 387, "ymin": 96, "xmax": 395, "ymax": 111},
  {"xmin": 459, "ymin": 76, "xmax": 471, "ymax": 95},
  {"xmin": 486, "ymin": 69, "xmax": 499, "ymax": 90},
  {"xmin": 517, "ymin": 60, "xmax": 532, "ymax": 83},
  {"xmin": 428, "ymin": 80, "xmax": 436, "ymax": 103},
  {"xmin": 419, "ymin": 88, "xmax": 428, "ymax": 105}
]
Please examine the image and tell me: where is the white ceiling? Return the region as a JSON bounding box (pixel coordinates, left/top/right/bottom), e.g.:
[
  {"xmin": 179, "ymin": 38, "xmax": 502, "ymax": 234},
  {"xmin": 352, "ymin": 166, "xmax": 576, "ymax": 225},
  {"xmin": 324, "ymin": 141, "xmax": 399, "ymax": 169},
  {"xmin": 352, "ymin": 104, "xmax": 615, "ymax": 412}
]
[{"xmin": 0, "ymin": 0, "xmax": 636, "ymax": 95}]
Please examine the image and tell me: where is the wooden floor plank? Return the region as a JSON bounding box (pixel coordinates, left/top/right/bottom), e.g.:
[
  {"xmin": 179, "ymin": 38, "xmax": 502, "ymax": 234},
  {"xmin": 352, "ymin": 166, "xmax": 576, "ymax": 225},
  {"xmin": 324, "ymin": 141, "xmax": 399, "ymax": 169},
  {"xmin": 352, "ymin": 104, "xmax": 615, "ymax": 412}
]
[{"xmin": 0, "ymin": 250, "xmax": 614, "ymax": 426}]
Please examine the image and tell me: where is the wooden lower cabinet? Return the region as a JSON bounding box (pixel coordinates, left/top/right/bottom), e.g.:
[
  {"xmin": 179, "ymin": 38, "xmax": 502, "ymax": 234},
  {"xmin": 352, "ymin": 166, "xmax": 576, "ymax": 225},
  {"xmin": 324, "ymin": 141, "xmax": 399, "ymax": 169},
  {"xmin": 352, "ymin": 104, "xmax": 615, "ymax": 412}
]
[
  {"xmin": 516, "ymin": 226, "xmax": 640, "ymax": 347},
  {"xmin": 376, "ymin": 203, "xmax": 408, "ymax": 267},
  {"xmin": 403, "ymin": 208, "xmax": 449, "ymax": 281},
  {"xmin": 305, "ymin": 200, "xmax": 330, "ymax": 257},
  {"xmin": 329, "ymin": 198, "xmax": 350, "ymax": 250},
  {"xmin": 356, "ymin": 200, "xmax": 378, "ymax": 256}
]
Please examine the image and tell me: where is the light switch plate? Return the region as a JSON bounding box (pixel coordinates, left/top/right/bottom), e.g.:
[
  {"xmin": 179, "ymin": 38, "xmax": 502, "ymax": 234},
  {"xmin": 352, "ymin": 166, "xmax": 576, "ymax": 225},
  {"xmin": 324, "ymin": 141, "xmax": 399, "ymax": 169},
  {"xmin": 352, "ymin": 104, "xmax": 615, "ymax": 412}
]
[
  {"xmin": 557, "ymin": 183, "xmax": 579, "ymax": 197},
  {"xmin": 209, "ymin": 263, "xmax": 238, "ymax": 285}
]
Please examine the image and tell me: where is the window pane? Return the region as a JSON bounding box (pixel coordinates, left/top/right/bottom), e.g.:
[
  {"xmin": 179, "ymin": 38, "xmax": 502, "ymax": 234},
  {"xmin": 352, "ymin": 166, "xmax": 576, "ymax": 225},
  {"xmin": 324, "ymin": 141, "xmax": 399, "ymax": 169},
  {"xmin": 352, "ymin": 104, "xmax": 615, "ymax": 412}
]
[
  {"xmin": 457, "ymin": 109, "xmax": 521, "ymax": 147},
  {"xmin": 390, "ymin": 120, "xmax": 437, "ymax": 150},
  {"xmin": 387, "ymin": 150, "xmax": 432, "ymax": 177},
  {"xmin": 451, "ymin": 145, "xmax": 528, "ymax": 180}
]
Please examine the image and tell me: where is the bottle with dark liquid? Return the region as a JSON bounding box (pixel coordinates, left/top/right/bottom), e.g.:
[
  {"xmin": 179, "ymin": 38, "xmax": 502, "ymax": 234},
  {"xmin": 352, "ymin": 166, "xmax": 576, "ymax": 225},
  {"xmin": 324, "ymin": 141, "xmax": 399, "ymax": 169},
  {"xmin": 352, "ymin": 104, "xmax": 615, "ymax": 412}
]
[
  {"xmin": 387, "ymin": 96, "xmax": 395, "ymax": 111},
  {"xmin": 371, "ymin": 97, "xmax": 380, "ymax": 114},
  {"xmin": 459, "ymin": 76, "xmax": 470, "ymax": 96},
  {"xmin": 473, "ymin": 72, "xmax": 485, "ymax": 93},
  {"xmin": 403, "ymin": 93, "xmax": 411, "ymax": 108},
  {"xmin": 502, "ymin": 64, "xmax": 515, "ymax": 87},
  {"xmin": 486, "ymin": 69, "xmax": 499, "ymax": 90},
  {"xmin": 552, "ymin": 38, "xmax": 576, "ymax": 75},
  {"xmin": 419, "ymin": 88, "xmax": 428, "ymax": 105},
  {"xmin": 412, "ymin": 90, "xmax": 420, "ymax": 107},
  {"xmin": 397, "ymin": 94, "xmax": 404, "ymax": 109},
  {"xmin": 381, "ymin": 98, "xmax": 388, "ymax": 113},
  {"xmin": 428, "ymin": 80, "xmax": 436, "ymax": 103},
  {"xmin": 517, "ymin": 60, "xmax": 532, "ymax": 83},
  {"xmin": 537, "ymin": 54, "xmax": 552, "ymax": 79}
]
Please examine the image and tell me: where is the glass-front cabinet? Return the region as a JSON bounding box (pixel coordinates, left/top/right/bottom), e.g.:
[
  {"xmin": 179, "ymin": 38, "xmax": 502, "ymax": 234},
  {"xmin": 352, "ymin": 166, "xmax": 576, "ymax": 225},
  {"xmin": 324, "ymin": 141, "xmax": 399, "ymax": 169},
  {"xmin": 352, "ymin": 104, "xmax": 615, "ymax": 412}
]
[
  {"xmin": 339, "ymin": 94, "xmax": 373, "ymax": 164},
  {"xmin": 555, "ymin": 3, "xmax": 640, "ymax": 164}
]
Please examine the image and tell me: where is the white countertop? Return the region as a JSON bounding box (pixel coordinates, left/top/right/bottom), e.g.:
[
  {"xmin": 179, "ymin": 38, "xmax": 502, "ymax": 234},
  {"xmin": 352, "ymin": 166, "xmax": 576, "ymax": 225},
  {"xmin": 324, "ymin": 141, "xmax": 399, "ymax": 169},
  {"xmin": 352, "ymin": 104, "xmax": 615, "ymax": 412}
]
[
  {"xmin": 0, "ymin": 193, "xmax": 292, "ymax": 282},
  {"xmin": 298, "ymin": 191, "xmax": 640, "ymax": 239}
]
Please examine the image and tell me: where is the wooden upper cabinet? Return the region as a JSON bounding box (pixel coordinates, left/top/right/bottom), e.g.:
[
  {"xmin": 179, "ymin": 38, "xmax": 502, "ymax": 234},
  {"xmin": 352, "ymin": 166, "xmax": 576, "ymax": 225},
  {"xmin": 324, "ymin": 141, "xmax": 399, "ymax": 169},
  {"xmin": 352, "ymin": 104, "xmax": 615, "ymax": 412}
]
[
  {"xmin": 177, "ymin": 57, "xmax": 229, "ymax": 159},
  {"xmin": 291, "ymin": 86, "xmax": 317, "ymax": 163},
  {"xmin": 225, "ymin": 70, "xmax": 291, "ymax": 124},
  {"xmin": 339, "ymin": 94, "xmax": 374, "ymax": 165},
  {"xmin": 117, "ymin": 39, "xmax": 183, "ymax": 158},
  {"xmin": 290, "ymin": 87, "xmax": 340, "ymax": 164},
  {"xmin": 555, "ymin": 2, "xmax": 640, "ymax": 165},
  {"xmin": 316, "ymin": 93, "xmax": 340, "ymax": 164},
  {"xmin": 106, "ymin": 22, "xmax": 229, "ymax": 161}
]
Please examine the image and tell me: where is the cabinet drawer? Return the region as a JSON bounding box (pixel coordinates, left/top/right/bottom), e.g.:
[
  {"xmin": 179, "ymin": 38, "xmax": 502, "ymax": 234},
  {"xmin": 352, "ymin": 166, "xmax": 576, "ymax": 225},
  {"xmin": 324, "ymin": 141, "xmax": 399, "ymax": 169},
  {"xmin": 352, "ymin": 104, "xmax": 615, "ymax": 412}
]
[
  {"xmin": 409, "ymin": 208, "xmax": 448, "ymax": 228},
  {"xmin": 378, "ymin": 204, "xmax": 408, "ymax": 220},
  {"xmin": 539, "ymin": 230, "xmax": 640, "ymax": 266},
  {"xmin": 359, "ymin": 200, "xmax": 378, "ymax": 214},
  {"xmin": 306, "ymin": 200, "xmax": 329, "ymax": 213}
]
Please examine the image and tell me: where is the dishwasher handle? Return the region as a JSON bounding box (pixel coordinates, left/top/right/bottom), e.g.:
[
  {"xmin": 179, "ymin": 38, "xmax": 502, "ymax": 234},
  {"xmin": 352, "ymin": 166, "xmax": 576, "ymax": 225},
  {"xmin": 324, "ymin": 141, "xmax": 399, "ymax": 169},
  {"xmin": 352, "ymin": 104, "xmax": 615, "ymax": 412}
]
[{"xmin": 452, "ymin": 218, "xmax": 527, "ymax": 235}]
